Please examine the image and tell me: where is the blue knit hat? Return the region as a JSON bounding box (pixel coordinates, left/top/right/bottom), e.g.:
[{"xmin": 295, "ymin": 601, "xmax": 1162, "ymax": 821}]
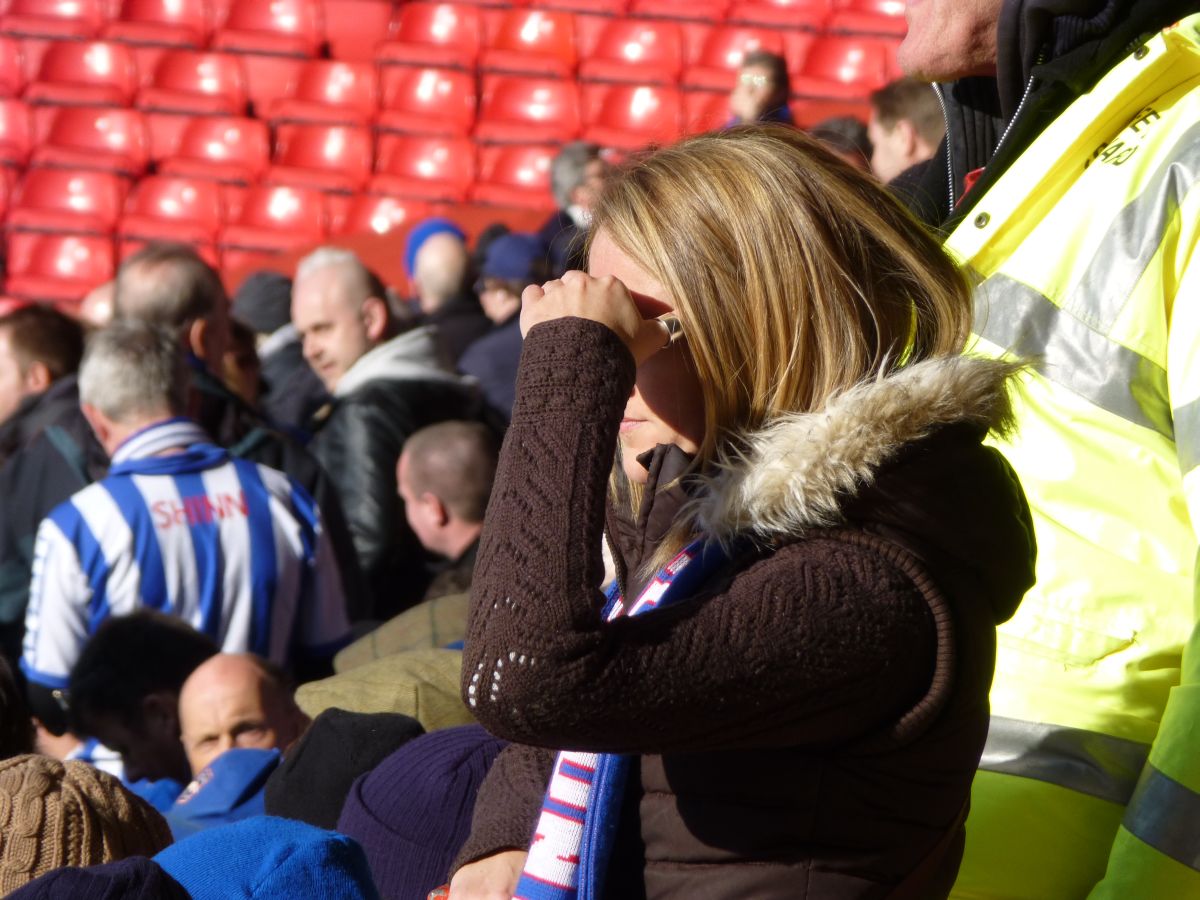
[
  {"xmin": 403, "ymin": 218, "xmax": 467, "ymax": 279},
  {"xmin": 476, "ymin": 233, "xmax": 545, "ymax": 289},
  {"xmin": 154, "ymin": 816, "xmax": 380, "ymax": 900},
  {"xmin": 337, "ymin": 724, "xmax": 505, "ymax": 900}
]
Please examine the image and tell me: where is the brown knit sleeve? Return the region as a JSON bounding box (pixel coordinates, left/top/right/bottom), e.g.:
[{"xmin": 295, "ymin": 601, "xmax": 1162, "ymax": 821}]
[
  {"xmin": 451, "ymin": 742, "xmax": 554, "ymax": 875},
  {"xmin": 463, "ymin": 316, "xmax": 937, "ymax": 755}
]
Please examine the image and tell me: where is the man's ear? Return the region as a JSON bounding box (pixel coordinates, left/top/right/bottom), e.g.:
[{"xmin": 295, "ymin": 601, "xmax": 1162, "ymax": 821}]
[
  {"xmin": 186, "ymin": 318, "xmax": 208, "ymax": 360},
  {"xmin": 895, "ymin": 119, "xmax": 920, "ymax": 160},
  {"xmin": 24, "ymin": 360, "xmax": 51, "ymax": 394},
  {"xmin": 80, "ymin": 402, "xmax": 110, "ymax": 446},
  {"xmin": 362, "ymin": 296, "xmax": 390, "ymax": 343},
  {"xmin": 423, "ymin": 491, "xmax": 450, "ymax": 527}
]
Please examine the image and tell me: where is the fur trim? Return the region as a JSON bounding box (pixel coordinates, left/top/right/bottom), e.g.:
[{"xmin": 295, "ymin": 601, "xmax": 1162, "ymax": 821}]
[{"xmin": 689, "ymin": 355, "xmax": 1021, "ymax": 542}]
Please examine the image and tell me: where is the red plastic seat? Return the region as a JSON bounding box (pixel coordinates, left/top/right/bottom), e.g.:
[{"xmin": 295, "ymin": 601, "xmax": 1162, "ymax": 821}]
[
  {"xmin": 212, "ymin": 0, "xmax": 323, "ymax": 58},
  {"xmin": 265, "ymin": 59, "xmax": 377, "ymax": 126},
  {"xmin": 377, "ymin": 66, "xmax": 475, "ymax": 137},
  {"xmin": 0, "ymin": 36, "xmax": 25, "ymax": 95},
  {"xmin": 727, "ymin": 0, "xmax": 829, "ymax": 28},
  {"xmin": 376, "ymin": 3, "xmax": 483, "ymax": 70},
  {"xmin": 578, "ymin": 17, "xmax": 683, "ymax": 84},
  {"xmin": 1, "ymin": 0, "xmax": 104, "ymax": 40},
  {"xmin": 474, "ymin": 75, "xmax": 581, "ymax": 144},
  {"xmin": 790, "ymin": 34, "xmax": 894, "ymax": 99},
  {"xmin": 582, "ymin": 82, "xmax": 682, "ymax": 149},
  {"xmin": 681, "ymin": 24, "xmax": 785, "ymax": 91},
  {"xmin": 158, "ymin": 115, "xmax": 269, "ymax": 184},
  {"xmin": 265, "ymin": 123, "xmax": 372, "ymax": 194},
  {"xmin": 0, "ymin": 99, "xmax": 33, "ymax": 167},
  {"xmin": 7, "ymin": 168, "xmax": 125, "ymax": 233},
  {"xmin": 23, "ymin": 40, "xmax": 139, "ymax": 106},
  {"xmin": 544, "ymin": 0, "xmax": 626, "ymax": 13},
  {"xmin": 331, "ymin": 193, "xmax": 433, "ymax": 236},
  {"xmin": 219, "ymin": 183, "xmax": 327, "ymax": 270},
  {"xmin": 369, "ymin": 134, "xmax": 474, "ymax": 202},
  {"xmin": 5, "ymin": 231, "xmax": 115, "ymax": 303},
  {"xmin": 103, "ymin": 0, "xmax": 209, "ymax": 49},
  {"xmin": 31, "ymin": 106, "xmax": 148, "ymax": 176},
  {"xmin": 479, "ymin": 9, "xmax": 578, "ymax": 79},
  {"xmin": 118, "ymin": 175, "xmax": 222, "ymax": 257},
  {"xmin": 321, "ymin": 0, "xmax": 391, "ymax": 61},
  {"xmin": 628, "ymin": 0, "xmax": 728, "ymax": 21},
  {"xmin": 136, "ymin": 49, "xmax": 248, "ymax": 115},
  {"xmin": 469, "ymin": 142, "xmax": 556, "ymax": 210}
]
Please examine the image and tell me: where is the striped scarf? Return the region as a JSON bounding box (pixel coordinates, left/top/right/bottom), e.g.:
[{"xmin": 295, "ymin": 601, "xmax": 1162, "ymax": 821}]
[{"xmin": 513, "ymin": 538, "xmax": 729, "ymax": 900}]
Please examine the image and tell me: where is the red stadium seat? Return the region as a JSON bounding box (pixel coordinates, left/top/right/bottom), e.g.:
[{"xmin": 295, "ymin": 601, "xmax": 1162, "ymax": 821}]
[
  {"xmin": 265, "ymin": 122, "xmax": 372, "ymax": 193},
  {"xmin": 212, "ymin": 0, "xmax": 323, "ymax": 58},
  {"xmin": 681, "ymin": 88, "xmax": 727, "ymax": 132},
  {"xmin": 7, "ymin": 167, "xmax": 125, "ymax": 232},
  {"xmin": 369, "ymin": 134, "xmax": 474, "ymax": 202},
  {"xmin": 474, "ymin": 75, "xmax": 581, "ymax": 144},
  {"xmin": 828, "ymin": 1, "xmax": 905, "ymax": 37},
  {"xmin": 790, "ymin": 33, "xmax": 894, "ymax": 99},
  {"xmin": 376, "ymin": 3, "xmax": 483, "ymax": 71},
  {"xmin": 158, "ymin": 115, "xmax": 269, "ymax": 184},
  {"xmin": 24, "ymin": 40, "xmax": 139, "ymax": 106},
  {"xmin": 377, "ymin": 66, "xmax": 475, "ymax": 137},
  {"xmin": 320, "ymin": 0, "xmax": 392, "ymax": 61},
  {"xmin": 5, "ymin": 231, "xmax": 115, "ymax": 303},
  {"xmin": 118, "ymin": 174, "xmax": 222, "ymax": 257},
  {"xmin": 628, "ymin": 0, "xmax": 728, "ymax": 22},
  {"xmin": 578, "ymin": 17, "xmax": 683, "ymax": 85},
  {"xmin": 470, "ymin": 142, "xmax": 556, "ymax": 210},
  {"xmin": 137, "ymin": 49, "xmax": 248, "ymax": 114},
  {"xmin": 0, "ymin": 36, "xmax": 25, "ymax": 94},
  {"xmin": 727, "ymin": 0, "xmax": 829, "ymax": 28},
  {"xmin": 681, "ymin": 24, "xmax": 785, "ymax": 91},
  {"xmin": 265, "ymin": 59, "xmax": 377, "ymax": 126},
  {"xmin": 219, "ymin": 183, "xmax": 327, "ymax": 270},
  {"xmin": 1, "ymin": 0, "xmax": 104, "ymax": 40},
  {"xmin": 582, "ymin": 82, "xmax": 681, "ymax": 149},
  {"xmin": 31, "ymin": 106, "xmax": 148, "ymax": 176},
  {"xmin": 0, "ymin": 99, "xmax": 33, "ymax": 167},
  {"xmin": 103, "ymin": 0, "xmax": 209, "ymax": 50},
  {"xmin": 545, "ymin": 0, "xmax": 626, "ymax": 13},
  {"xmin": 331, "ymin": 193, "xmax": 433, "ymax": 236},
  {"xmin": 479, "ymin": 9, "xmax": 578, "ymax": 79}
]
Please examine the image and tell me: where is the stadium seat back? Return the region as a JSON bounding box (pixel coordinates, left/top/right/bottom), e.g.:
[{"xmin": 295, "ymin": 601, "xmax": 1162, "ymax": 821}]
[
  {"xmin": 321, "ymin": 0, "xmax": 391, "ymax": 61},
  {"xmin": 25, "ymin": 39, "xmax": 139, "ymax": 105},
  {"xmin": 793, "ymin": 33, "xmax": 893, "ymax": 93},
  {"xmin": 480, "ymin": 8, "xmax": 577, "ymax": 77},
  {"xmin": 470, "ymin": 142, "xmax": 556, "ymax": 210},
  {"xmin": 582, "ymin": 82, "xmax": 681, "ymax": 148},
  {"xmin": 681, "ymin": 23, "xmax": 785, "ymax": 91},
  {"xmin": 378, "ymin": 3, "xmax": 483, "ymax": 69},
  {"xmin": 578, "ymin": 17, "xmax": 683, "ymax": 84},
  {"xmin": 9, "ymin": 167, "xmax": 125, "ymax": 232},
  {"xmin": 34, "ymin": 105, "xmax": 148, "ymax": 174},
  {"xmin": 160, "ymin": 114, "xmax": 269, "ymax": 182},
  {"xmin": 0, "ymin": 98, "xmax": 32, "ymax": 166},
  {"xmin": 371, "ymin": 133, "xmax": 474, "ymax": 201},
  {"xmin": 331, "ymin": 193, "xmax": 433, "ymax": 236},
  {"xmin": 0, "ymin": 35, "xmax": 25, "ymax": 94},
  {"xmin": 267, "ymin": 59, "xmax": 377, "ymax": 124},
  {"xmin": 1, "ymin": 0, "xmax": 105, "ymax": 39},
  {"xmin": 726, "ymin": 0, "xmax": 829, "ymax": 28},
  {"xmin": 268, "ymin": 122, "xmax": 372, "ymax": 192},
  {"xmin": 119, "ymin": 173, "xmax": 223, "ymax": 249},
  {"xmin": 213, "ymin": 0, "xmax": 323, "ymax": 57},
  {"xmin": 104, "ymin": 0, "xmax": 209, "ymax": 47},
  {"xmin": 139, "ymin": 49, "xmax": 248, "ymax": 113},
  {"xmin": 5, "ymin": 231, "xmax": 115, "ymax": 302},
  {"xmin": 378, "ymin": 65, "xmax": 475, "ymax": 136},
  {"xmin": 475, "ymin": 75, "xmax": 581, "ymax": 143},
  {"xmin": 627, "ymin": 0, "xmax": 728, "ymax": 22}
]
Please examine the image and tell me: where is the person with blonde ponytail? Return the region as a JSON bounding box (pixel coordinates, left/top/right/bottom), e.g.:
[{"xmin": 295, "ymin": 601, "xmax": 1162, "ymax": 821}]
[{"xmin": 448, "ymin": 125, "xmax": 1036, "ymax": 900}]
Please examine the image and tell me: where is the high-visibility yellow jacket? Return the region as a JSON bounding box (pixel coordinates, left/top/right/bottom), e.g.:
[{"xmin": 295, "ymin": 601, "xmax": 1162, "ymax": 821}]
[{"xmin": 946, "ymin": 15, "xmax": 1200, "ymax": 900}]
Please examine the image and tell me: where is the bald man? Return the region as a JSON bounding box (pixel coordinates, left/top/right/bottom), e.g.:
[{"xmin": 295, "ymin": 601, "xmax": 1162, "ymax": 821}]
[
  {"xmin": 412, "ymin": 231, "xmax": 490, "ymax": 364},
  {"xmin": 178, "ymin": 654, "xmax": 310, "ymax": 776},
  {"xmin": 291, "ymin": 247, "xmax": 485, "ymax": 618}
]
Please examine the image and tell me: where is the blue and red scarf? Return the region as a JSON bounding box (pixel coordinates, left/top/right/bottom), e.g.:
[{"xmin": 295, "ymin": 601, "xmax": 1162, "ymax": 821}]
[{"xmin": 513, "ymin": 538, "xmax": 730, "ymax": 900}]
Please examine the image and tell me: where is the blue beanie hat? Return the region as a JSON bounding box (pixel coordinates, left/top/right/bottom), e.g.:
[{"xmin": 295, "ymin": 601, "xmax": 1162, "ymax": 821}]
[
  {"xmin": 403, "ymin": 217, "xmax": 466, "ymax": 279},
  {"xmin": 477, "ymin": 233, "xmax": 545, "ymax": 286},
  {"xmin": 154, "ymin": 816, "xmax": 380, "ymax": 900},
  {"xmin": 337, "ymin": 724, "xmax": 506, "ymax": 900},
  {"xmin": 5, "ymin": 858, "xmax": 189, "ymax": 900}
]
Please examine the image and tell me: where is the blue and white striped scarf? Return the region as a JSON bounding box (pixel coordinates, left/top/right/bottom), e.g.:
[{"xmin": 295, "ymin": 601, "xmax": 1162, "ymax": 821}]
[{"xmin": 513, "ymin": 538, "xmax": 730, "ymax": 900}]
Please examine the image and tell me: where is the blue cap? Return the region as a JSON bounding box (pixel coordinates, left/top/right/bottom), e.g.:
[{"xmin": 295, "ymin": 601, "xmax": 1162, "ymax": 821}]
[
  {"xmin": 164, "ymin": 748, "xmax": 279, "ymax": 840},
  {"xmin": 155, "ymin": 816, "xmax": 380, "ymax": 900},
  {"xmin": 478, "ymin": 233, "xmax": 545, "ymax": 287},
  {"xmin": 403, "ymin": 217, "xmax": 467, "ymax": 278}
]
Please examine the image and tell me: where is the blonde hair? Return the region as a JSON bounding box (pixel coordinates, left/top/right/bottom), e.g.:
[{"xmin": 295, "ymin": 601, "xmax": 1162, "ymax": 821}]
[{"xmin": 590, "ymin": 125, "xmax": 972, "ymax": 565}]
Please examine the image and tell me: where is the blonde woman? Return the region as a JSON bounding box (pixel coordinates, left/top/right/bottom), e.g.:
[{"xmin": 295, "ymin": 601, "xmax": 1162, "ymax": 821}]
[{"xmin": 449, "ymin": 125, "xmax": 1035, "ymax": 900}]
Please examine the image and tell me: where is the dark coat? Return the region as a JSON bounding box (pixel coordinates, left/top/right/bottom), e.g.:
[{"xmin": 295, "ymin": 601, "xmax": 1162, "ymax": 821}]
[
  {"xmin": 425, "ymin": 293, "xmax": 494, "ymax": 366},
  {"xmin": 454, "ymin": 319, "xmax": 1036, "ymax": 899},
  {"xmin": 457, "ymin": 315, "xmax": 522, "ymax": 423},
  {"xmin": 537, "ymin": 209, "xmax": 587, "ymax": 278},
  {"xmin": 258, "ymin": 339, "xmax": 329, "ymax": 434}
]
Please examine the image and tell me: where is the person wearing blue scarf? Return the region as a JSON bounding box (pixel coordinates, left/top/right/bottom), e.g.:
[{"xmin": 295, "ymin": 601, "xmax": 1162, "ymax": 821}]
[{"xmin": 448, "ymin": 126, "xmax": 1036, "ymax": 900}]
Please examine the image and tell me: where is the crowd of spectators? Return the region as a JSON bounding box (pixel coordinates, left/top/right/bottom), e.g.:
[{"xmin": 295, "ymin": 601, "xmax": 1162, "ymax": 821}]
[{"xmin": 0, "ymin": 1, "xmax": 1196, "ymax": 897}]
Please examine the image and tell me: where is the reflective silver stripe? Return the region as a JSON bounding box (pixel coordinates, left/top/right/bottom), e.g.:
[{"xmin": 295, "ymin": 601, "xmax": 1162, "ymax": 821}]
[
  {"xmin": 973, "ymin": 275, "xmax": 1173, "ymax": 438},
  {"xmin": 979, "ymin": 716, "xmax": 1150, "ymax": 805},
  {"xmin": 1175, "ymin": 395, "xmax": 1200, "ymax": 476},
  {"xmin": 1065, "ymin": 119, "xmax": 1200, "ymax": 335},
  {"xmin": 1123, "ymin": 763, "xmax": 1200, "ymax": 872}
]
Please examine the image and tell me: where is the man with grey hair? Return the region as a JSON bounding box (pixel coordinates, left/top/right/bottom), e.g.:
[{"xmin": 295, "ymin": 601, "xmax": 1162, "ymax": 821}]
[
  {"xmin": 292, "ymin": 246, "xmax": 485, "ymax": 617},
  {"xmin": 538, "ymin": 141, "xmax": 608, "ymax": 277},
  {"xmin": 20, "ymin": 319, "xmax": 350, "ymax": 737}
]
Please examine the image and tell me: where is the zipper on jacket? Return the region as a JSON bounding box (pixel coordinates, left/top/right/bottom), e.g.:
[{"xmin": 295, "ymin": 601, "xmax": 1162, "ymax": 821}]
[
  {"xmin": 932, "ymin": 82, "xmax": 956, "ymax": 213},
  {"xmin": 992, "ymin": 54, "xmax": 1045, "ymax": 164}
]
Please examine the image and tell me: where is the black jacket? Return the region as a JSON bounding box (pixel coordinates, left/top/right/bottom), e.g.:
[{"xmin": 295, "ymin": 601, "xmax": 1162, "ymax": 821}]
[{"xmin": 425, "ymin": 292, "xmax": 493, "ymax": 366}]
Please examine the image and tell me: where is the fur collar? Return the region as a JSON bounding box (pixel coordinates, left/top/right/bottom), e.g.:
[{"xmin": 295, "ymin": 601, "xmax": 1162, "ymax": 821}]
[{"xmin": 689, "ymin": 356, "xmax": 1020, "ymax": 542}]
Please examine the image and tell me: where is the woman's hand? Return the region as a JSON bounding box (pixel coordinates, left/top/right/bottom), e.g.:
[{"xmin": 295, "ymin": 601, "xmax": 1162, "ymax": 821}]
[
  {"xmin": 447, "ymin": 849, "xmax": 528, "ymax": 900},
  {"xmin": 521, "ymin": 270, "xmax": 671, "ymax": 367}
]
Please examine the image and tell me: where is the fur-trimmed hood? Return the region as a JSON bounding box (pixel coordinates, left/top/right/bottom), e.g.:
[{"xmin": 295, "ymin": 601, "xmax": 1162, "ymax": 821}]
[{"xmin": 679, "ymin": 354, "xmax": 1035, "ymax": 624}]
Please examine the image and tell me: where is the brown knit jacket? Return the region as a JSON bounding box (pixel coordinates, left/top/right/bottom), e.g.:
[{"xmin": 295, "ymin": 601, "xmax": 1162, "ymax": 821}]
[{"xmin": 456, "ymin": 318, "xmax": 1035, "ymax": 899}]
